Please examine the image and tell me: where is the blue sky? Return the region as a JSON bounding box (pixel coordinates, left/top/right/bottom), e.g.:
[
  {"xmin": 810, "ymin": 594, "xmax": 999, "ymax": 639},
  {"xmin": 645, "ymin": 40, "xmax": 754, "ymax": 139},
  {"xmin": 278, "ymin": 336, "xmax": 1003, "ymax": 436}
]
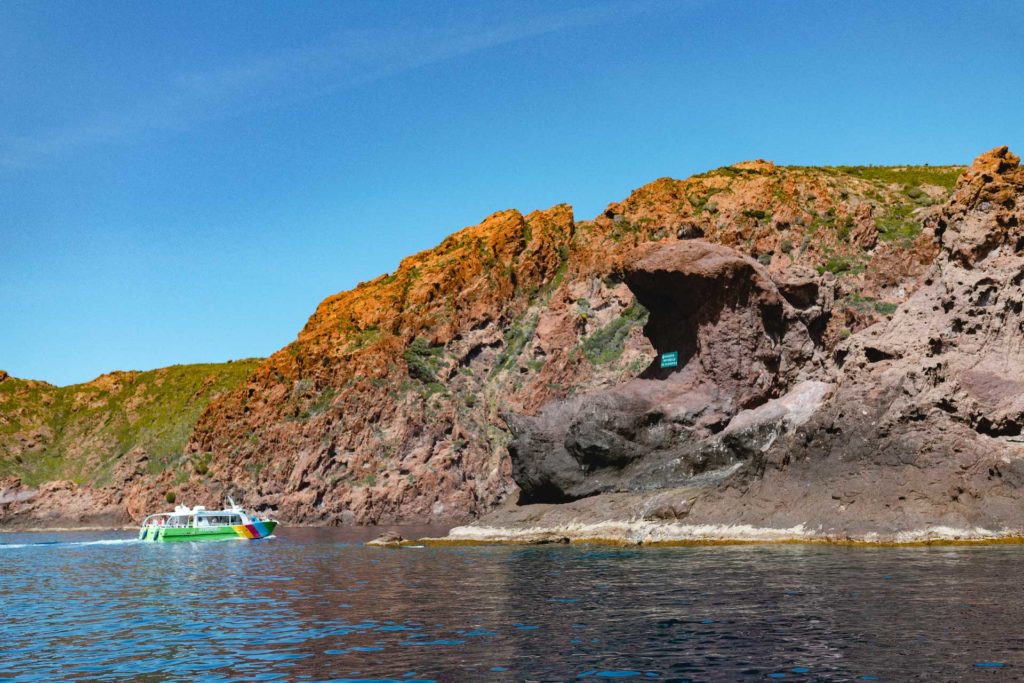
[{"xmin": 2, "ymin": 0, "xmax": 1022, "ymax": 386}]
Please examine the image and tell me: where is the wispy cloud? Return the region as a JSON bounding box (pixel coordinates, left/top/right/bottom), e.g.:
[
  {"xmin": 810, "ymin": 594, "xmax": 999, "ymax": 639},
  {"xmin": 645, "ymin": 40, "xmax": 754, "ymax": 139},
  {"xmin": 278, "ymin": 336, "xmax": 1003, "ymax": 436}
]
[{"xmin": 0, "ymin": 2, "xmax": 654, "ymax": 169}]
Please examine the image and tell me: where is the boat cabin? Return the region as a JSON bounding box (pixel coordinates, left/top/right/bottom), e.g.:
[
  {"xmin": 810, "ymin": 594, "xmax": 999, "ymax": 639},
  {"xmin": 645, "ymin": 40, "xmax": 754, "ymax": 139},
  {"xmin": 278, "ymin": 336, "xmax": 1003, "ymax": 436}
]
[{"xmin": 141, "ymin": 504, "xmax": 256, "ymax": 528}]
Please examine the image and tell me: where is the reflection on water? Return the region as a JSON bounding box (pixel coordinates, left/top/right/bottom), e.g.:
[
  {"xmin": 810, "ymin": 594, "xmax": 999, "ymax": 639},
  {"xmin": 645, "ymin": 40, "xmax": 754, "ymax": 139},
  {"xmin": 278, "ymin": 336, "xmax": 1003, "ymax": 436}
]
[{"xmin": 1, "ymin": 527, "xmax": 1022, "ymax": 681}]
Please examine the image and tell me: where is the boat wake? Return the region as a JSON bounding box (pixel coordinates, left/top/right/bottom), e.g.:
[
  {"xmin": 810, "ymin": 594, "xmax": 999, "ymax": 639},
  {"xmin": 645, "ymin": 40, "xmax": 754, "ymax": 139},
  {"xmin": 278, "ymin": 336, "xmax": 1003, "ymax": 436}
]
[{"xmin": 0, "ymin": 538, "xmax": 140, "ymax": 550}]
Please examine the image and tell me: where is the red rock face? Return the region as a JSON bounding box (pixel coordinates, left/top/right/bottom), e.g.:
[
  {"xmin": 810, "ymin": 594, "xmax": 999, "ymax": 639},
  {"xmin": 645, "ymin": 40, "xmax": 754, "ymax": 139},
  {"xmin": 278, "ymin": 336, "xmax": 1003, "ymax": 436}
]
[
  {"xmin": 0, "ymin": 476, "xmax": 127, "ymax": 529},
  {"xmin": 187, "ymin": 206, "xmax": 584, "ymax": 524},
  {"xmin": 0, "ymin": 158, "xmax": 973, "ymax": 528},
  {"xmin": 178, "ymin": 162, "xmax": 965, "ymax": 526}
]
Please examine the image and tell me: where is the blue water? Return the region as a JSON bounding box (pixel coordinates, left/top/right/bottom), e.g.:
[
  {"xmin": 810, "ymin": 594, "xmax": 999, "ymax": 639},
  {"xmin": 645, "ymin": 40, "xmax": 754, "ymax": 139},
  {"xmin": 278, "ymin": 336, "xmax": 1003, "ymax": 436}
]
[{"xmin": 1, "ymin": 528, "xmax": 1022, "ymax": 682}]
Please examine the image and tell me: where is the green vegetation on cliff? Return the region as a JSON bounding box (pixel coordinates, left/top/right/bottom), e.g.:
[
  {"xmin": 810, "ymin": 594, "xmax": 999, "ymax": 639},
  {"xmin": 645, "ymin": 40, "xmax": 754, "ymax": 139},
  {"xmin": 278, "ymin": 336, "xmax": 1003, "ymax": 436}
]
[
  {"xmin": 0, "ymin": 360, "xmax": 260, "ymax": 486},
  {"xmin": 583, "ymin": 304, "xmax": 650, "ymax": 365}
]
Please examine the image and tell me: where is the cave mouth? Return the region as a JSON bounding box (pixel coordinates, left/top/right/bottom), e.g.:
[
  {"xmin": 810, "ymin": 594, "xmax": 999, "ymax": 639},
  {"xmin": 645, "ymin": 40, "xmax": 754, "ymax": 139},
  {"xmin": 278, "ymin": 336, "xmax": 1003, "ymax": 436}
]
[
  {"xmin": 515, "ymin": 481, "xmax": 582, "ymax": 506},
  {"xmin": 625, "ymin": 259, "xmax": 783, "ymax": 382}
]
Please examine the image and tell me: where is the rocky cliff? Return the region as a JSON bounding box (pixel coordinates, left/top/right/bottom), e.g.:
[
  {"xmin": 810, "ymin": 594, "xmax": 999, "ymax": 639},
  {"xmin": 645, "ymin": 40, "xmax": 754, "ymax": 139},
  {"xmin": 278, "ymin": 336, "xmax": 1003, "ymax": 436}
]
[
  {"xmin": 453, "ymin": 146, "xmax": 1024, "ymax": 543},
  {"xmin": 1, "ymin": 155, "xmax": 971, "ymax": 531},
  {"xmin": 182, "ymin": 159, "xmax": 962, "ymax": 527}
]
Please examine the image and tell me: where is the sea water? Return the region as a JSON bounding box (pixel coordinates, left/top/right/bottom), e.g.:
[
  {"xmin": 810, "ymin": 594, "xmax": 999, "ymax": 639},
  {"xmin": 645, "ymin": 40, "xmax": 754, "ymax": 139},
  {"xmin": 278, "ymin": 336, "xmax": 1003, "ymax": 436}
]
[{"xmin": 0, "ymin": 527, "xmax": 1021, "ymax": 681}]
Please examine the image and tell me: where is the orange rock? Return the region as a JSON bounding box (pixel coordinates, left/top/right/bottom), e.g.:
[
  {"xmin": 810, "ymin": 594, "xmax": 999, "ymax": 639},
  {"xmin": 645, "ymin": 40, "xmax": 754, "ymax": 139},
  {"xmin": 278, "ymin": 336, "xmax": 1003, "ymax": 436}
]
[
  {"xmin": 733, "ymin": 159, "xmax": 775, "ymax": 172},
  {"xmin": 971, "ymin": 145, "xmax": 1021, "ymax": 174}
]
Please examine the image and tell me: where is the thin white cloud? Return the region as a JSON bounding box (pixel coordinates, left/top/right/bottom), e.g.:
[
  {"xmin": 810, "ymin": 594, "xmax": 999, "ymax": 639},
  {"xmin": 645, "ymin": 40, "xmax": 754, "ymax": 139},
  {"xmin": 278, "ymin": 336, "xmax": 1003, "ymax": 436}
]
[{"xmin": 0, "ymin": 2, "xmax": 656, "ymax": 169}]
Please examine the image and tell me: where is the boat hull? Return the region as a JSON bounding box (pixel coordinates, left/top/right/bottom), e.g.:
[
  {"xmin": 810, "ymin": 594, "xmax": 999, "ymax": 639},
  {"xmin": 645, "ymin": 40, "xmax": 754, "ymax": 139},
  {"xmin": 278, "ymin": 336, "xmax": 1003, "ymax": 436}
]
[{"xmin": 139, "ymin": 520, "xmax": 277, "ymax": 542}]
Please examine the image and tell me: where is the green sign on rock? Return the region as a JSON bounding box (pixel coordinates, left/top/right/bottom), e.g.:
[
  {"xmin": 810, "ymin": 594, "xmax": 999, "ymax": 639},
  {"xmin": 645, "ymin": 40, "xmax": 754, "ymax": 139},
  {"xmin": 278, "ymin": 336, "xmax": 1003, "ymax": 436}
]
[{"xmin": 660, "ymin": 351, "xmax": 679, "ymax": 369}]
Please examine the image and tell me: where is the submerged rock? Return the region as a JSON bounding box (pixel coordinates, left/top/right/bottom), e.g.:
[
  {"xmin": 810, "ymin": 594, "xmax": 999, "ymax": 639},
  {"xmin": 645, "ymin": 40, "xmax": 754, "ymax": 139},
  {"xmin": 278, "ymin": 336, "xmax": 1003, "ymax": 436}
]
[{"xmin": 367, "ymin": 532, "xmax": 406, "ymax": 547}]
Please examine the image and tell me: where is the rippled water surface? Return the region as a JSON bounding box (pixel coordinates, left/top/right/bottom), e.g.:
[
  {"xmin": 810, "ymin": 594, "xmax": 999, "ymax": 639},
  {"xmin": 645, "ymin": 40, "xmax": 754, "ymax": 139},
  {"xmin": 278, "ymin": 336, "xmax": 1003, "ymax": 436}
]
[{"xmin": 2, "ymin": 528, "xmax": 1023, "ymax": 681}]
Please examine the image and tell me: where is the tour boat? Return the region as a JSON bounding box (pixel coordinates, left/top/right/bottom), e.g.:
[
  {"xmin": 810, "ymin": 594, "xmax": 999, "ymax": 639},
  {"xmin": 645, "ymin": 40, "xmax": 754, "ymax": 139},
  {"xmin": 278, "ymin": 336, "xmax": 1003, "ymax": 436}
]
[{"xmin": 138, "ymin": 499, "xmax": 277, "ymax": 542}]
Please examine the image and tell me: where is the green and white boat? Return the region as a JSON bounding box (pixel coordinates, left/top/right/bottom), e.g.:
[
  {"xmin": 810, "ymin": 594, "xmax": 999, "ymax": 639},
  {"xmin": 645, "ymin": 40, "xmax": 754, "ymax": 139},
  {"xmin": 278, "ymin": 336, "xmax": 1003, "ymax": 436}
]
[{"xmin": 138, "ymin": 499, "xmax": 278, "ymax": 542}]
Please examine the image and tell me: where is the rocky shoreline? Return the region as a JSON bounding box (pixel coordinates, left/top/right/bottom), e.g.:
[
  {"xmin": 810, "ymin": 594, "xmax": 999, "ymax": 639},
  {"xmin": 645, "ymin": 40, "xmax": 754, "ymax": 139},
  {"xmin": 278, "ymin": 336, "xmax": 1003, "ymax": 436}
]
[
  {"xmin": 438, "ymin": 524, "xmax": 1024, "ymax": 547},
  {"xmin": 435, "ymin": 501, "xmax": 1024, "ymax": 547}
]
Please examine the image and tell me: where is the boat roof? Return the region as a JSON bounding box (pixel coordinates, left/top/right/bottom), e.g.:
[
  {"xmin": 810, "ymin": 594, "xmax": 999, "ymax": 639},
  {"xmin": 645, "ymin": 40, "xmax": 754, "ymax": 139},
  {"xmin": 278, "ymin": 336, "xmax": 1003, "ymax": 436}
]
[{"xmin": 145, "ymin": 499, "xmax": 250, "ymax": 518}]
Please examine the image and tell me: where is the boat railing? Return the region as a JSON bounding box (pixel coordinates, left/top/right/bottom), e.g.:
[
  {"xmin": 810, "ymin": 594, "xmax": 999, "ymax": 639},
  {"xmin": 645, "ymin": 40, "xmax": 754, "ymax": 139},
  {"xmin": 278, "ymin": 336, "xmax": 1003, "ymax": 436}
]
[{"xmin": 141, "ymin": 514, "xmax": 169, "ymax": 527}]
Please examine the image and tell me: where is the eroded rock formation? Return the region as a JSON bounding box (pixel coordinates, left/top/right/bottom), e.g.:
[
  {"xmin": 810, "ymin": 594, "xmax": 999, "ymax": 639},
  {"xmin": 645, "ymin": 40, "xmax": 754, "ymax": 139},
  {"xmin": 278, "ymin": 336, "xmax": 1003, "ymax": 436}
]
[
  {"xmin": 473, "ymin": 146, "xmax": 1024, "ymax": 542},
  {"xmin": 509, "ymin": 239, "xmax": 833, "ymax": 503}
]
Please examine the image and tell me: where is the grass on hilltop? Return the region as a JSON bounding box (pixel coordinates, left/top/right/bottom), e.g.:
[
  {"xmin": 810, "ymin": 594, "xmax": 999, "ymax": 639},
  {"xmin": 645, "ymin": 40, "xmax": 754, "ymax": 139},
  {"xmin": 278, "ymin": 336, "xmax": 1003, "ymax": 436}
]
[{"xmin": 831, "ymin": 165, "xmax": 964, "ymax": 190}]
